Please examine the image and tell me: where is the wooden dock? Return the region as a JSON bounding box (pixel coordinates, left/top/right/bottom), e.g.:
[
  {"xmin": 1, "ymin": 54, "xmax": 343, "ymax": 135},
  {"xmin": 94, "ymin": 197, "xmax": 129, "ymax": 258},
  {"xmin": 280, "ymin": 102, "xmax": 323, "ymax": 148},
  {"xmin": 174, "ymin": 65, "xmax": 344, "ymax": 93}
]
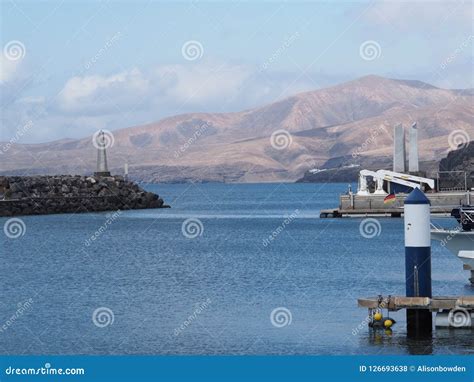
[
  {"xmin": 320, "ymin": 208, "xmax": 400, "ymax": 218},
  {"xmin": 358, "ymin": 295, "xmax": 474, "ymax": 311},
  {"xmin": 319, "ymin": 207, "xmax": 452, "ymax": 218}
]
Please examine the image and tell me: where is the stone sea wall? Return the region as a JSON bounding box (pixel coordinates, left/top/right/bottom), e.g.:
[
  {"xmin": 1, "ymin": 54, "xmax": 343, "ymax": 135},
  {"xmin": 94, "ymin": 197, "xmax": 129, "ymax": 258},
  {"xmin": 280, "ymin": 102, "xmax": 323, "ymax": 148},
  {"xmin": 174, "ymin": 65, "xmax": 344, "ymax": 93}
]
[{"xmin": 0, "ymin": 175, "xmax": 167, "ymax": 217}]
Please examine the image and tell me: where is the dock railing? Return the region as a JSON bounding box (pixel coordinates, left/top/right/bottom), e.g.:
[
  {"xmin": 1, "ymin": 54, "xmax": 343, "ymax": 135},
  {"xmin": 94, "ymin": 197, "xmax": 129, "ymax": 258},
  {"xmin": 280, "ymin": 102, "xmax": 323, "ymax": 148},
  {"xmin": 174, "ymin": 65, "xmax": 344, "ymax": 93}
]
[{"xmin": 436, "ymin": 170, "xmax": 468, "ymax": 192}]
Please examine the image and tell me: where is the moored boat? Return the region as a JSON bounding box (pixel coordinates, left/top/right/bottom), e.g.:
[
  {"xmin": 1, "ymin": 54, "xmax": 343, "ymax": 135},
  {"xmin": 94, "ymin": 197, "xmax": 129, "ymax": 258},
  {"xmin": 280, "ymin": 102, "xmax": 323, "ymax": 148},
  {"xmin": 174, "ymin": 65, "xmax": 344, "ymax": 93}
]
[
  {"xmin": 450, "ymin": 205, "xmax": 474, "ymax": 231},
  {"xmin": 431, "ymin": 205, "xmax": 474, "ymax": 283}
]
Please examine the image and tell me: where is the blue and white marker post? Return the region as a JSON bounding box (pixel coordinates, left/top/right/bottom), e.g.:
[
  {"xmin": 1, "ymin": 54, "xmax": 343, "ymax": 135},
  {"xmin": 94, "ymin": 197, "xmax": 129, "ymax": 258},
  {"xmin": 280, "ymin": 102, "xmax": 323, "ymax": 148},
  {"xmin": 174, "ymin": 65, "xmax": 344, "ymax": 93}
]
[{"xmin": 404, "ymin": 188, "xmax": 432, "ymax": 336}]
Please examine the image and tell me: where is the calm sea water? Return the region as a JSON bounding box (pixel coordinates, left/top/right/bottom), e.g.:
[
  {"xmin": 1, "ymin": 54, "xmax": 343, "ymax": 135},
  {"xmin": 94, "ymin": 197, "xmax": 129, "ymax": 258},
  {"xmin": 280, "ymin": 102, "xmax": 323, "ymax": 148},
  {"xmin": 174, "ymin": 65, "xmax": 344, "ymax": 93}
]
[{"xmin": 1, "ymin": 183, "xmax": 473, "ymax": 355}]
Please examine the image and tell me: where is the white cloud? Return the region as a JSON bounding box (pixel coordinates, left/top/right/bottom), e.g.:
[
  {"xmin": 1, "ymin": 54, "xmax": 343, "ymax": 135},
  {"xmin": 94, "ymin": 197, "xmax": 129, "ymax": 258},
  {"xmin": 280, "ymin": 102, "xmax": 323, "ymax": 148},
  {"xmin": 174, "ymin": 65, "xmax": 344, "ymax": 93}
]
[
  {"xmin": 153, "ymin": 63, "xmax": 253, "ymax": 104},
  {"xmin": 5, "ymin": 56, "xmax": 469, "ymax": 144},
  {"xmin": 55, "ymin": 62, "xmax": 258, "ymax": 116},
  {"xmin": 364, "ymin": 1, "xmax": 471, "ymax": 29},
  {"xmin": 0, "ymin": 55, "xmax": 21, "ymax": 84},
  {"xmin": 58, "ymin": 68, "xmax": 149, "ymax": 113},
  {"xmin": 0, "ymin": 52, "xmax": 32, "ymax": 107},
  {"xmin": 0, "ymin": 61, "xmax": 321, "ymax": 142}
]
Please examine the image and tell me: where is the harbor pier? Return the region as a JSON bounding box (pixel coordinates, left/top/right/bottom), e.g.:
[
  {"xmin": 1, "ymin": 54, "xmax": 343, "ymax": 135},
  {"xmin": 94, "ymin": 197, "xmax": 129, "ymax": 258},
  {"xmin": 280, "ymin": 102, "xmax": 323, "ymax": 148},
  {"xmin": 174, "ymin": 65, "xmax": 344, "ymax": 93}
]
[
  {"xmin": 320, "ymin": 190, "xmax": 472, "ymax": 218},
  {"xmin": 357, "ymin": 188, "xmax": 474, "ymax": 335},
  {"xmin": 358, "ymin": 296, "xmax": 474, "ymax": 327},
  {"xmin": 320, "ymin": 122, "xmax": 472, "ymax": 218}
]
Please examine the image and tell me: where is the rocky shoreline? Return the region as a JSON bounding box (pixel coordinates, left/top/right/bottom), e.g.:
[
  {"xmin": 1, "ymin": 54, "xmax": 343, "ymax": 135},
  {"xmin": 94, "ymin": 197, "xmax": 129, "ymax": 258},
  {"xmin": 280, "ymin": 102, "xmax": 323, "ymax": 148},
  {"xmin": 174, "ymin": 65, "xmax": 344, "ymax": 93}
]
[{"xmin": 0, "ymin": 175, "xmax": 168, "ymax": 217}]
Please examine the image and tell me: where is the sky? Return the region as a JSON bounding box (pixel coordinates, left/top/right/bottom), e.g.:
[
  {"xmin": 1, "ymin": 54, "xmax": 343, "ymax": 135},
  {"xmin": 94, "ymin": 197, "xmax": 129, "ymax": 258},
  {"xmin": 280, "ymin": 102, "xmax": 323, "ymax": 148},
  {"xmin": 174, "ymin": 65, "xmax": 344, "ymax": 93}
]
[{"xmin": 0, "ymin": 0, "xmax": 472, "ymax": 143}]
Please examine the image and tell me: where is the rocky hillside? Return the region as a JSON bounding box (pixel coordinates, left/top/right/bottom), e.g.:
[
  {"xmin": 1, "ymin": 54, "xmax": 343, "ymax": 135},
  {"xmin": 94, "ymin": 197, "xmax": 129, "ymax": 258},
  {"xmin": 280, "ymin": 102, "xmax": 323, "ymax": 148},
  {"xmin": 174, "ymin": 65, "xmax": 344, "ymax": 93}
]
[
  {"xmin": 1, "ymin": 75, "xmax": 472, "ymax": 183},
  {"xmin": 439, "ymin": 142, "xmax": 473, "ymax": 189},
  {"xmin": 297, "ymin": 142, "xmax": 473, "ymax": 185}
]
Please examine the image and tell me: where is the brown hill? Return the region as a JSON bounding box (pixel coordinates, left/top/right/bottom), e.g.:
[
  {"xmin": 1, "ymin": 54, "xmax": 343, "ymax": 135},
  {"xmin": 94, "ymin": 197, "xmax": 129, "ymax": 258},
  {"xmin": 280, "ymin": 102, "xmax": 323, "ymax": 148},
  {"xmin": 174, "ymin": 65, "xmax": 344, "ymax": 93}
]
[{"xmin": 1, "ymin": 75, "xmax": 472, "ymax": 182}]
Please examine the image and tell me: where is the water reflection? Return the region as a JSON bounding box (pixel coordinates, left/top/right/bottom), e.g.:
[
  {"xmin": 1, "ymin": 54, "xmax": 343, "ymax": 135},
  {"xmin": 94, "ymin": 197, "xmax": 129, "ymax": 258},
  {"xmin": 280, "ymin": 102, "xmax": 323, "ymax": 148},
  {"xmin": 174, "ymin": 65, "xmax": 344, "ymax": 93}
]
[{"xmin": 365, "ymin": 326, "xmax": 474, "ymax": 355}]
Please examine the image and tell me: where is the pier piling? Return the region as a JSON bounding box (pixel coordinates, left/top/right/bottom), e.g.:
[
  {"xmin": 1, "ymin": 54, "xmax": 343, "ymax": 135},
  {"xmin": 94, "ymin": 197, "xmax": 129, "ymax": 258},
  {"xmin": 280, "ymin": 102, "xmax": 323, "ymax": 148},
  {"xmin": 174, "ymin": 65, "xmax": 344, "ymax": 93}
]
[{"xmin": 404, "ymin": 188, "xmax": 432, "ymax": 337}]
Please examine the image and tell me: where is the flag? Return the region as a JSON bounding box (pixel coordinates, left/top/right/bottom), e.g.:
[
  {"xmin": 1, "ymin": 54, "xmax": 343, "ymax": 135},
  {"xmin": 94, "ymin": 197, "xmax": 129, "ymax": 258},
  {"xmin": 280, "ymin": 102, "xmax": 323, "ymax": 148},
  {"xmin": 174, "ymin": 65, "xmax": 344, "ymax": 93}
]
[{"xmin": 384, "ymin": 193, "xmax": 396, "ymax": 205}]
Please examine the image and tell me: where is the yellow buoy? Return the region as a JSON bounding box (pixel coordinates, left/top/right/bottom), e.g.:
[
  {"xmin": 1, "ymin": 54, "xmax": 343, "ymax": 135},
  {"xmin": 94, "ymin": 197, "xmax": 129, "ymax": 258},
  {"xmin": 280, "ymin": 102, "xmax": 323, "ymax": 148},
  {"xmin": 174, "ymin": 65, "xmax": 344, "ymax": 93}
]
[
  {"xmin": 374, "ymin": 312, "xmax": 383, "ymax": 321},
  {"xmin": 384, "ymin": 319, "xmax": 393, "ymax": 328}
]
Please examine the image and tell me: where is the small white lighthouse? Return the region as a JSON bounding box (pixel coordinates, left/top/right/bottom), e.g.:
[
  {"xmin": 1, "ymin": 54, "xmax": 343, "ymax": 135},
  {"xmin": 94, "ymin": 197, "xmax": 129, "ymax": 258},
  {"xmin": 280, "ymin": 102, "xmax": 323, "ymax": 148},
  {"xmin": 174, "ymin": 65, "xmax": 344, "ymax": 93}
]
[{"xmin": 94, "ymin": 130, "xmax": 111, "ymax": 177}]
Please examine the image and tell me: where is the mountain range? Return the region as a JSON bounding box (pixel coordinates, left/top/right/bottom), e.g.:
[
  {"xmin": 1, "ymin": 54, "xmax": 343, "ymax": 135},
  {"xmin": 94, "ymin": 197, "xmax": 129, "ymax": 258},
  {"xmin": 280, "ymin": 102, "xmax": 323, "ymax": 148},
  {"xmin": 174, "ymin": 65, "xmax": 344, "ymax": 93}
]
[{"xmin": 1, "ymin": 75, "xmax": 472, "ymax": 183}]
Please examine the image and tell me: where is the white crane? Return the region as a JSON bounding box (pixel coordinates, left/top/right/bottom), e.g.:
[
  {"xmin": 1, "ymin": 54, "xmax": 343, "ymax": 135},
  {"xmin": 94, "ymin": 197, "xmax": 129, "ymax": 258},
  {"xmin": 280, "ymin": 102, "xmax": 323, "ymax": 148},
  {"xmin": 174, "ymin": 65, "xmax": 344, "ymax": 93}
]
[
  {"xmin": 376, "ymin": 170, "xmax": 435, "ymax": 190},
  {"xmin": 357, "ymin": 170, "xmax": 386, "ymax": 196},
  {"xmin": 356, "ymin": 169, "xmax": 435, "ymax": 196}
]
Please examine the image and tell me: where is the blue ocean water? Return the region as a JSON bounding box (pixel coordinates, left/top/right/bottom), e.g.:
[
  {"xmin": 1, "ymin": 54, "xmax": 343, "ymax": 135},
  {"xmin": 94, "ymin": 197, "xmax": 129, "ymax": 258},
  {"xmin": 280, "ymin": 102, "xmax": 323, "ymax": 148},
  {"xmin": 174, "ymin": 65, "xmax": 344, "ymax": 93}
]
[{"xmin": 1, "ymin": 183, "xmax": 472, "ymax": 355}]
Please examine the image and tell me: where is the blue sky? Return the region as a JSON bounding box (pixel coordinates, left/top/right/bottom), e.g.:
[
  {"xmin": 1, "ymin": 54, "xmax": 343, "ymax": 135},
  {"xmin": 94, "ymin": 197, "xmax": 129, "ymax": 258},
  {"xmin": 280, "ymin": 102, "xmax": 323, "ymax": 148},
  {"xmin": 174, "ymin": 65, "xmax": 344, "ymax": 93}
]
[{"xmin": 1, "ymin": 0, "xmax": 472, "ymax": 143}]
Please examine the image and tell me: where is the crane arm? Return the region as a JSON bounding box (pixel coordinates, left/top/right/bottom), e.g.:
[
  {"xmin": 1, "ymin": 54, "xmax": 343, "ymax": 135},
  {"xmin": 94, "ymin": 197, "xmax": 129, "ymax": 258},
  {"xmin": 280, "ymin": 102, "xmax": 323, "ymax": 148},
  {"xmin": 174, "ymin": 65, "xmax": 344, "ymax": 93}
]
[
  {"xmin": 360, "ymin": 169, "xmax": 379, "ymax": 177},
  {"xmin": 379, "ymin": 174, "xmax": 422, "ymax": 189},
  {"xmin": 376, "ymin": 170, "xmax": 435, "ymax": 189}
]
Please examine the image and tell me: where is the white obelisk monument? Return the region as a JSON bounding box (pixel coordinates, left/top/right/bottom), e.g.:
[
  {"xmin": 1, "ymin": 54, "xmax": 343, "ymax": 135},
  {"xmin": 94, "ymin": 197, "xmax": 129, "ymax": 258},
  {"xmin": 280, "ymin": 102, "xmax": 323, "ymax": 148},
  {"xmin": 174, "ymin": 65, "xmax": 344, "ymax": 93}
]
[
  {"xmin": 408, "ymin": 122, "xmax": 419, "ymax": 173},
  {"xmin": 393, "ymin": 123, "xmax": 406, "ymax": 173}
]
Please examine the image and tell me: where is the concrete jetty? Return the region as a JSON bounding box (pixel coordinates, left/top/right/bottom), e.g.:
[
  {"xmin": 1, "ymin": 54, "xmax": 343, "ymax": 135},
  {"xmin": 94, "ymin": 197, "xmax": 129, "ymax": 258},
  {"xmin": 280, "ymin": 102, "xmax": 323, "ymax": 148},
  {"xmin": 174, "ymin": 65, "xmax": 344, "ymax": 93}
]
[{"xmin": 320, "ymin": 190, "xmax": 472, "ymax": 218}]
